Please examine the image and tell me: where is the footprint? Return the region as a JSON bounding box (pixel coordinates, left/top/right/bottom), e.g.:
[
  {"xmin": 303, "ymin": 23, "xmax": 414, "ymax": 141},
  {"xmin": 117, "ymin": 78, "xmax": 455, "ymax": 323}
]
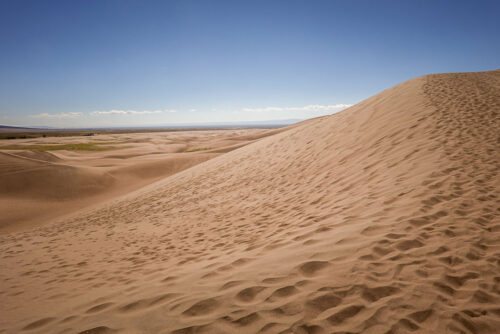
[
  {"xmin": 182, "ymin": 298, "xmax": 219, "ymax": 317},
  {"xmin": 326, "ymin": 305, "xmax": 364, "ymax": 325},
  {"xmin": 298, "ymin": 261, "xmax": 330, "ymax": 277},
  {"xmin": 270, "ymin": 301, "xmax": 303, "ymax": 317},
  {"xmin": 85, "ymin": 302, "xmax": 114, "ymax": 314},
  {"xmin": 361, "ymin": 286, "xmax": 400, "ymax": 302},
  {"xmin": 408, "ymin": 309, "xmax": 433, "ymax": 323},
  {"xmin": 77, "ymin": 327, "xmax": 117, "ymax": 334},
  {"xmin": 236, "ymin": 286, "xmax": 266, "ymax": 303},
  {"xmin": 220, "ymin": 280, "xmax": 245, "ymax": 290},
  {"xmin": 306, "ymin": 293, "xmax": 342, "ymax": 313},
  {"xmin": 118, "ymin": 293, "xmax": 177, "ymax": 313},
  {"xmin": 230, "ymin": 312, "xmax": 261, "ymax": 327},
  {"xmin": 22, "ymin": 317, "xmax": 56, "ymax": 331},
  {"xmin": 266, "ymin": 286, "xmax": 299, "ymax": 302},
  {"xmin": 396, "ymin": 239, "xmax": 423, "ymax": 251}
]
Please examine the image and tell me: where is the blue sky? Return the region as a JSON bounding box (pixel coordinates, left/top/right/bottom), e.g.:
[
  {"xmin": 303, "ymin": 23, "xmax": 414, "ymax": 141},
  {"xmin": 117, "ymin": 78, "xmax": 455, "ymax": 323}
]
[{"xmin": 1, "ymin": 0, "xmax": 499, "ymax": 127}]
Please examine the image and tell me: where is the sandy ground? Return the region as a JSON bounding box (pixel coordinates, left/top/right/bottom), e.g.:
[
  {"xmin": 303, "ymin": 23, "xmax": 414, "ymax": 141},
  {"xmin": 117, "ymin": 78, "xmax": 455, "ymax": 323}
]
[
  {"xmin": 0, "ymin": 128, "xmax": 282, "ymax": 232},
  {"xmin": 0, "ymin": 70, "xmax": 499, "ymax": 334}
]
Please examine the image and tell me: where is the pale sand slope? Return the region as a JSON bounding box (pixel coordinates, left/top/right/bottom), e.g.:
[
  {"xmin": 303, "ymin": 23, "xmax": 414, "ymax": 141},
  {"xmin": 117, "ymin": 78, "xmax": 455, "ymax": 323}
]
[
  {"xmin": 0, "ymin": 70, "xmax": 499, "ymax": 334},
  {"xmin": 0, "ymin": 128, "xmax": 281, "ymax": 232}
]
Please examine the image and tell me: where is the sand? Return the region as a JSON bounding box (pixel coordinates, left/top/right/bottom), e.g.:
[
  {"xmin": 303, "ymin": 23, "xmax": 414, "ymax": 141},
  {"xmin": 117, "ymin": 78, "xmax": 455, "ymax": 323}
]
[
  {"xmin": 0, "ymin": 70, "xmax": 499, "ymax": 333},
  {"xmin": 0, "ymin": 128, "xmax": 282, "ymax": 232}
]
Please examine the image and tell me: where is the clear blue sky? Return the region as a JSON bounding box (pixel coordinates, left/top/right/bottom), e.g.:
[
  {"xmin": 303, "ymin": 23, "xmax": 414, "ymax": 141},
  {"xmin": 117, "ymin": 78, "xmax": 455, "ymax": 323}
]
[{"xmin": 1, "ymin": 0, "xmax": 499, "ymax": 127}]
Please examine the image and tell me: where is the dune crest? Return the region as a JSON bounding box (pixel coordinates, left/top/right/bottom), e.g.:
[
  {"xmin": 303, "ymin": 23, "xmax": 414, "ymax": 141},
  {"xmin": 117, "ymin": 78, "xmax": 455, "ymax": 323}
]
[{"xmin": 1, "ymin": 70, "xmax": 499, "ymax": 333}]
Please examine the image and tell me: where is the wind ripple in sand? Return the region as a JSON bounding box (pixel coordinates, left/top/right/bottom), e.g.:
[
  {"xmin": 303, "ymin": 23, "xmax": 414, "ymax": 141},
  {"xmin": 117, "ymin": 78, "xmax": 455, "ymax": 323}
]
[{"xmin": 0, "ymin": 70, "xmax": 499, "ymax": 333}]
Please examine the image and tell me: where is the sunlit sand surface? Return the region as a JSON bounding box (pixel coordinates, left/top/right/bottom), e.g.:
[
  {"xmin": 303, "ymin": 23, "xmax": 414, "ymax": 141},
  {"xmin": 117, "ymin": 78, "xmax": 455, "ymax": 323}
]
[
  {"xmin": 1, "ymin": 70, "xmax": 499, "ymax": 333},
  {"xmin": 0, "ymin": 128, "xmax": 282, "ymax": 232}
]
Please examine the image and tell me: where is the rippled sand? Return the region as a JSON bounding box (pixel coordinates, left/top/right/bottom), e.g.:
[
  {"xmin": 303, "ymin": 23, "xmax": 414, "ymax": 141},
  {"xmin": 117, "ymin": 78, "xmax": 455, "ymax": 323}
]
[{"xmin": 1, "ymin": 70, "xmax": 499, "ymax": 333}]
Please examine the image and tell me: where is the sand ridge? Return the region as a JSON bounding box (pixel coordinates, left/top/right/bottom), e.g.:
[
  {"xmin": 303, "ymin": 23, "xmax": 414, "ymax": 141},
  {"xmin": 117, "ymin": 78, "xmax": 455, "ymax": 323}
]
[
  {"xmin": 0, "ymin": 128, "xmax": 282, "ymax": 232},
  {"xmin": 0, "ymin": 70, "xmax": 499, "ymax": 333}
]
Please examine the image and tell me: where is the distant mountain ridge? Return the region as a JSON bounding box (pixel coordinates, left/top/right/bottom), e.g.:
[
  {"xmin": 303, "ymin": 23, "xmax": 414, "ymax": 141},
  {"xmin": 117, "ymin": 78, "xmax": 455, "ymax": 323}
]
[
  {"xmin": 0, "ymin": 119, "xmax": 303, "ymax": 131},
  {"xmin": 0, "ymin": 125, "xmax": 34, "ymax": 130}
]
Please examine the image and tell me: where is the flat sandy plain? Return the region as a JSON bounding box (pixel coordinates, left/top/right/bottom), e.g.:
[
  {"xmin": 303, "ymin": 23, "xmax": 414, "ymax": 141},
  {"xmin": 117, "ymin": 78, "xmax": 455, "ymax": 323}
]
[{"xmin": 0, "ymin": 70, "xmax": 499, "ymax": 334}]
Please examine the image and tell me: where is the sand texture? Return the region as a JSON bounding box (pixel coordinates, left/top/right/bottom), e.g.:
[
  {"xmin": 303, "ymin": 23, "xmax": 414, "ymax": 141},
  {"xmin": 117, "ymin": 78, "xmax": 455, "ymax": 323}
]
[
  {"xmin": 0, "ymin": 128, "xmax": 281, "ymax": 232},
  {"xmin": 0, "ymin": 70, "xmax": 499, "ymax": 333}
]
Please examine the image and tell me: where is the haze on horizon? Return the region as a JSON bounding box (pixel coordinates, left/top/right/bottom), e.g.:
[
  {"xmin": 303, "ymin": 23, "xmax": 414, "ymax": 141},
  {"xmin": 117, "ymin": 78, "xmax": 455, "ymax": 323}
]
[{"xmin": 0, "ymin": 0, "xmax": 499, "ymax": 128}]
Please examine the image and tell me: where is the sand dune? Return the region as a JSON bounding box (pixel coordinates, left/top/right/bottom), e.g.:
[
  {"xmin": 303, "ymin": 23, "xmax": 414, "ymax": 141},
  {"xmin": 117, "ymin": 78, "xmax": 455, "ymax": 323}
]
[
  {"xmin": 1, "ymin": 70, "xmax": 499, "ymax": 333},
  {"xmin": 0, "ymin": 129, "xmax": 279, "ymax": 232}
]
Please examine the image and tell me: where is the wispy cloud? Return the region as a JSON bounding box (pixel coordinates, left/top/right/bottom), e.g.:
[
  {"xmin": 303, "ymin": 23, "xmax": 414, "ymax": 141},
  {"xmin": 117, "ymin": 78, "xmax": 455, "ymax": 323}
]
[
  {"xmin": 189, "ymin": 109, "xmax": 196, "ymax": 112},
  {"xmin": 243, "ymin": 107, "xmax": 283, "ymax": 112},
  {"xmin": 90, "ymin": 109, "xmax": 176, "ymax": 115},
  {"xmin": 295, "ymin": 104, "xmax": 353, "ymax": 111},
  {"xmin": 30, "ymin": 112, "xmax": 82, "ymax": 118},
  {"xmin": 243, "ymin": 104, "xmax": 353, "ymax": 113}
]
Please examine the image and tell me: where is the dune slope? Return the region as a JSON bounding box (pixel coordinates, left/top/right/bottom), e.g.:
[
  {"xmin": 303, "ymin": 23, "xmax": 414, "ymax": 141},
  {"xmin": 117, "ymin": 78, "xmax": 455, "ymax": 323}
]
[
  {"xmin": 0, "ymin": 128, "xmax": 280, "ymax": 232},
  {"xmin": 0, "ymin": 70, "xmax": 499, "ymax": 334}
]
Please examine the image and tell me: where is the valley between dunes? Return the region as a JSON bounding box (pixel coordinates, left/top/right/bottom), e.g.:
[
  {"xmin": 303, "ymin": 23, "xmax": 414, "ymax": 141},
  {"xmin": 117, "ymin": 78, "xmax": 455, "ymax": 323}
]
[
  {"xmin": 0, "ymin": 70, "xmax": 499, "ymax": 334},
  {"xmin": 0, "ymin": 128, "xmax": 283, "ymax": 233}
]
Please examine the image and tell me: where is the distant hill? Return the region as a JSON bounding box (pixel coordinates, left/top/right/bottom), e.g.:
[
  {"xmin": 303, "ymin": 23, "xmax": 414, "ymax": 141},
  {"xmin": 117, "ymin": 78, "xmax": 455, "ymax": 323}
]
[{"xmin": 0, "ymin": 125, "xmax": 34, "ymax": 130}]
